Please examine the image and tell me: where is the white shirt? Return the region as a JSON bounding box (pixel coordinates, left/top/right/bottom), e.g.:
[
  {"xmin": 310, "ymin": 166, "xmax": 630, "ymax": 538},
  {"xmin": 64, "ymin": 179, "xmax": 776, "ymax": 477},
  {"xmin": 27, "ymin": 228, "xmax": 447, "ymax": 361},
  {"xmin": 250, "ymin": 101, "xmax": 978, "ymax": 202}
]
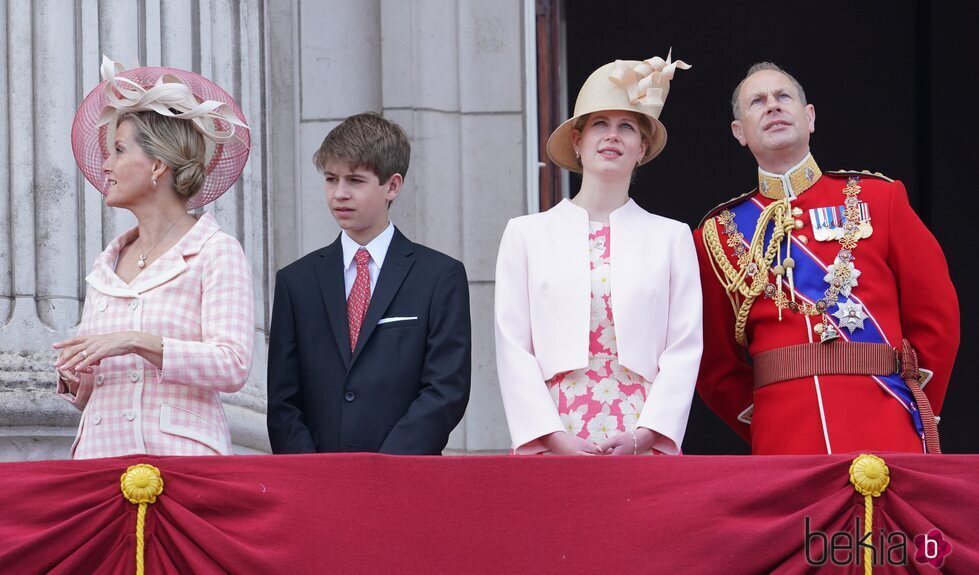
[{"xmin": 340, "ymin": 222, "xmax": 394, "ymax": 299}]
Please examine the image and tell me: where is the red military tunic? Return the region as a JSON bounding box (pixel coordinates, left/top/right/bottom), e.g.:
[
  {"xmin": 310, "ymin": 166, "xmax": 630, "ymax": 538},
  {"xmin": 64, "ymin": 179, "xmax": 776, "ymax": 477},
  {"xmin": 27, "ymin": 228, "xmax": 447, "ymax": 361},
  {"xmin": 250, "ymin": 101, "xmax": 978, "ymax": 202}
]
[{"xmin": 694, "ymin": 155, "xmax": 959, "ymax": 454}]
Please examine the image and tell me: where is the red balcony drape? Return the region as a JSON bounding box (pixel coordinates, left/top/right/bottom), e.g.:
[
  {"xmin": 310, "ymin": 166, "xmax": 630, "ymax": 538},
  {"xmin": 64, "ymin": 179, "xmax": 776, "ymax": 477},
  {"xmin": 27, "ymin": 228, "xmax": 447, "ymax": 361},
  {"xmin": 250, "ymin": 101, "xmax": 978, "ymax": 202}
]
[{"xmin": 1, "ymin": 453, "xmax": 976, "ymax": 574}]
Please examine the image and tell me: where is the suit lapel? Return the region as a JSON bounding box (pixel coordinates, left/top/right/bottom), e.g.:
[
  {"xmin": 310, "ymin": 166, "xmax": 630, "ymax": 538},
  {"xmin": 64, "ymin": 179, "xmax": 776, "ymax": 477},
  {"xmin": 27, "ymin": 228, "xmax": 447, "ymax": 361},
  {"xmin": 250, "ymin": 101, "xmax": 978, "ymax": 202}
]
[
  {"xmin": 129, "ymin": 212, "xmax": 220, "ymax": 294},
  {"xmin": 313, "ymin": 237, "xmax": 353, "ymax": 369},
  {"xmin": 350, "ymin": 228, "xmax": 415, "ymax": 365}
]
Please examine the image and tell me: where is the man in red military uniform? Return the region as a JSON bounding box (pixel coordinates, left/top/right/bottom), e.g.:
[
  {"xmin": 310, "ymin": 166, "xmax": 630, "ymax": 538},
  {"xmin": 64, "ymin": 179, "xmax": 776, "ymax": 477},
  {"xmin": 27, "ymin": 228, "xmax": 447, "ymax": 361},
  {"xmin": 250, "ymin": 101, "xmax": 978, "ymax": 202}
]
[{"xmin": 694, "ymin": 62, "xmax": 959, "ymax": 454}]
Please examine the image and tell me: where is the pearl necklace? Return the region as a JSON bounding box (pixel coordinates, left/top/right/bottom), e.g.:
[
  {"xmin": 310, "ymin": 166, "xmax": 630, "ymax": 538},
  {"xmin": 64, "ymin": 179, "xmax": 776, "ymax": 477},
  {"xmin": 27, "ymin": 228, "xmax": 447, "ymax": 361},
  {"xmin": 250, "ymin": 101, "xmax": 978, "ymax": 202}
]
[{"xmin": 135, "ymin": 218, "xmax": 181, "ymax": 269}]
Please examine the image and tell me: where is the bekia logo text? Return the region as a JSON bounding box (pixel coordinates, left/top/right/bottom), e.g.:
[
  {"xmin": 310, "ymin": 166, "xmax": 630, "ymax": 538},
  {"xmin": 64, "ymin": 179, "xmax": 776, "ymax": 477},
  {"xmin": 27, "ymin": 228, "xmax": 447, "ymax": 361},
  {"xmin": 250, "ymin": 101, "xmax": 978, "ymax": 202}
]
[{"xmin": 805, "ymin": 517, "xmax": 951, "ymax": 567}]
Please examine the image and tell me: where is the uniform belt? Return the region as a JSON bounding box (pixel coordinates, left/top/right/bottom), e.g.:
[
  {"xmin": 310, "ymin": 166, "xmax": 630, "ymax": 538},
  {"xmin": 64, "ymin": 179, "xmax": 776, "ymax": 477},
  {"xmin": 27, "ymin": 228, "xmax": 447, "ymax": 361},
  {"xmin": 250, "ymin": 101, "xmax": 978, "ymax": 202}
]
[
  {"xmin": 753, "ymin": 339, "xmax": 941, "ymax": 453},
  {"xmin": 753, "ymin": 342, "xmax": 898, "ymax": 388}
]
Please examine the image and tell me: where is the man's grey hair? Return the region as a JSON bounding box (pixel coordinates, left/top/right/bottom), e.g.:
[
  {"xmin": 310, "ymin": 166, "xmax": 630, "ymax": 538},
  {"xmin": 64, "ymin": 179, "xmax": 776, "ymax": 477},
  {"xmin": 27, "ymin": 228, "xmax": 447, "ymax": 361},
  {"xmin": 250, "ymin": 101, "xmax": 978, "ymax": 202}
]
[{"xmin": 731, "ymin": 62, "xmax": 807, "ymax": 120}]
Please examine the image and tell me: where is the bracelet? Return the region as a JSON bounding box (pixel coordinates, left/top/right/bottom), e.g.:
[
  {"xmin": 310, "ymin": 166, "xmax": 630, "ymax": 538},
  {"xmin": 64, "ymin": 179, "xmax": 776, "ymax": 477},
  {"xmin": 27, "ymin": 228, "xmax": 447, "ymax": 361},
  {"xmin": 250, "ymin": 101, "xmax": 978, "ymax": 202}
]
[{"xmin": 629, "ymin": 429, "xmax": 638, "ymax": 455}]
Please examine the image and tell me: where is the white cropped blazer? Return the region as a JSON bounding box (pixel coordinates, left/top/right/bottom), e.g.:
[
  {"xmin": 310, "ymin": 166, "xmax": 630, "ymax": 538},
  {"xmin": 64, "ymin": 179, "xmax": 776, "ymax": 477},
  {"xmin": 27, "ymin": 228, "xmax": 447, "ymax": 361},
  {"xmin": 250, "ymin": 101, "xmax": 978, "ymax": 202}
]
[{"xmin": 494, "ymin": 199, "xmax": 703, "ymax": 453}]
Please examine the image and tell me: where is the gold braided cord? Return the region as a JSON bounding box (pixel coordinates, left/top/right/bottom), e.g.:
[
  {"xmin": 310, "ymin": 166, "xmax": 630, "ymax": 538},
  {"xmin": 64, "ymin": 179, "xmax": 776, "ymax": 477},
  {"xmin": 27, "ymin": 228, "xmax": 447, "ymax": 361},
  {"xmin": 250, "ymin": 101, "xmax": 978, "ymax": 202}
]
[
  {"xmin": 849, "ymin": 454, "xmax": 890, "ymax": 575},
  {"xmin": 703, "ymin": 219, "xmax": 748, "ymax": 297},
  {"xmin": 702, "ymin": 219, "xmax": 741, "ymax": 318},
  {"xmin": 136, "ymin": 504, "xmax": 148, "ymax": 574},
  {"xmin": 121, "ymin": 464, "xmax": 164, "ymax": 575},
  {"xmin": 863, "ymin": 495, "xmax": 873, "ymax": 575},
  {"xmin": 703, "ymin": 199, "xmax": 794, "ymax": 345}
]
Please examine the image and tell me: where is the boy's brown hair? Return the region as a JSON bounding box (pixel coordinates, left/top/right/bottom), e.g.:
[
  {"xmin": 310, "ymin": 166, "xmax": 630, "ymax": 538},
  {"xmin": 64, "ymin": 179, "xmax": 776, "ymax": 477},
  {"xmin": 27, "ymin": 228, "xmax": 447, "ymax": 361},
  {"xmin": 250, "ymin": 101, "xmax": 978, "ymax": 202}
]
[{"xmin": 312, "ymin": 112, "xmax": 410, "ymax": 182}]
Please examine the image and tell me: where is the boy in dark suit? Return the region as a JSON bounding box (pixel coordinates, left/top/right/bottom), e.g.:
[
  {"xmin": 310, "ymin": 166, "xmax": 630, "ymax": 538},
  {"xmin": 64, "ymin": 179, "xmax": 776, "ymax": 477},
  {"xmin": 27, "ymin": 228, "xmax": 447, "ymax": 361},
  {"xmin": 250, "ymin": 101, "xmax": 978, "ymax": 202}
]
[{"xmin": 268, "ymin": 113, "xmax": 471, "ymax": 454}]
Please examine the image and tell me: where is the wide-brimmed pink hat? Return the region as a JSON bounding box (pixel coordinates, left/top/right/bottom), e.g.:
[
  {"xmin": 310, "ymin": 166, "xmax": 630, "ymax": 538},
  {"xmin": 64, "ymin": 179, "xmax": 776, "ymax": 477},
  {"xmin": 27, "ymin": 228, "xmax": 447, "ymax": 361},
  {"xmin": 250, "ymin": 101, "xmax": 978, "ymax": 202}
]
[
  {"xmin": 546, "ymin": 50, "xmax": 690, "ymax": 172},
  {"xmin": 71, "ymin": 56, "xmax": 250, "ymax": 209}
]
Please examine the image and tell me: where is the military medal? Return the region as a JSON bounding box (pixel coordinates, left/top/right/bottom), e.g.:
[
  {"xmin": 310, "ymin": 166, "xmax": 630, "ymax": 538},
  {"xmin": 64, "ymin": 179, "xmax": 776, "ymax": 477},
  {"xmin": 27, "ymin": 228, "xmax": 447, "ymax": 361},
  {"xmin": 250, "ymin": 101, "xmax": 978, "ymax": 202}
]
[
  {"xmin": 823, "ymin": 257, "xmax": 861, "ymax": 297},
  {"xmin": 812, "ymin": 317, "xmax": 840, "ymax": 342},
  {"xmin": 808, "ymin": 202, "xmax": 873, "ymax": 241},
  {"xmin": 832, "ymin": 300, "xmax": 868, "ymax": 333}
]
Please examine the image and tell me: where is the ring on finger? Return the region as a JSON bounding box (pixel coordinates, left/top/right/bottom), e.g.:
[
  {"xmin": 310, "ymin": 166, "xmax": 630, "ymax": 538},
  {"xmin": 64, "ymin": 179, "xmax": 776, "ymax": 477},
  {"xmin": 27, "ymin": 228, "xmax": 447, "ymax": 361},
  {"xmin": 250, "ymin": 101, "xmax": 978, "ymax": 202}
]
[{"xmin": 81, "ymin": 350, "xmax": 89, "ymax": 359}]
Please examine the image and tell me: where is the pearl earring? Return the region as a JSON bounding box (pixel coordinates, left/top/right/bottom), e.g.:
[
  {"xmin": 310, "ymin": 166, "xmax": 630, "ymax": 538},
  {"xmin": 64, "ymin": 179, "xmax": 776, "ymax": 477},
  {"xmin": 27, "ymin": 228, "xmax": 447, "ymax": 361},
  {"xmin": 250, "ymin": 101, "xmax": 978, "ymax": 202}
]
[{"xmin": 152, "ymin": 178, "xmax": 157, "ymax": 186}]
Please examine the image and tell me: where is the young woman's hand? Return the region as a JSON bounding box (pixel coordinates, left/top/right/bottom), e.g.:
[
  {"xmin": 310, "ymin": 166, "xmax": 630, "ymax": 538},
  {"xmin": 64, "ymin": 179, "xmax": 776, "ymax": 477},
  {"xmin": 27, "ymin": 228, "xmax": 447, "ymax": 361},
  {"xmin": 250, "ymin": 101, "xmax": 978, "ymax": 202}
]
[
  {"xmin": 597, "ymin": 427, "xmax": 659, "ymax": 455},
  {"xmin": 541, "ymin": 431, "xmax": 605, "ymax": 455}
]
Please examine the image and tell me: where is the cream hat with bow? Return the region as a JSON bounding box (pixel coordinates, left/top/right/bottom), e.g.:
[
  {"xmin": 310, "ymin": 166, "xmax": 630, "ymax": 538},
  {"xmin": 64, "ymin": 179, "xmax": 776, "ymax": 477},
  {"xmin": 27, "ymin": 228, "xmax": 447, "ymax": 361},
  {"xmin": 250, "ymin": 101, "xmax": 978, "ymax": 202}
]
[{"xmin": 546, "ymin": 51, "xmax": 691, "ymax": 172}]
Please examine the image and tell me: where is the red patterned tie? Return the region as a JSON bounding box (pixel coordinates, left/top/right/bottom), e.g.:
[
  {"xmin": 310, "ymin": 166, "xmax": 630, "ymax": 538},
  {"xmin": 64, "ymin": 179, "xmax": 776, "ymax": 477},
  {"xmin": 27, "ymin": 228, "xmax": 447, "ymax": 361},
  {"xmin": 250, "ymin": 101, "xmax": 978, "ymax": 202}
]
[{"xmin": 347, "ymin": 248, "xmax": 372, "ymax": 351}]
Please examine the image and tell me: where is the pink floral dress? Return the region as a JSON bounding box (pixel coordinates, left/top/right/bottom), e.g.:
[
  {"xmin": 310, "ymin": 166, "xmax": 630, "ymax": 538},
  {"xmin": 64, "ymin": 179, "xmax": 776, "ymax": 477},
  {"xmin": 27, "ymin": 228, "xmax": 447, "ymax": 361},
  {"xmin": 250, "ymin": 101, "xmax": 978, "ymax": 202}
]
[{"xmin": 545, "ymin": 223, "xmax": 652, "ymax": 443}]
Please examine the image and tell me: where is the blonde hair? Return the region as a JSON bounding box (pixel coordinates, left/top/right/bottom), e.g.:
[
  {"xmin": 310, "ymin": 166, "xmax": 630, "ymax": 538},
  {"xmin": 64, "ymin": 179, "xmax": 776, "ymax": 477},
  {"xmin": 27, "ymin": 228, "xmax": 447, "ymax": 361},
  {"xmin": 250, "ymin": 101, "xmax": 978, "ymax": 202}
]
[{"xmin": 119, "ymin": 111, "xmax": 207, "ymax": 201}]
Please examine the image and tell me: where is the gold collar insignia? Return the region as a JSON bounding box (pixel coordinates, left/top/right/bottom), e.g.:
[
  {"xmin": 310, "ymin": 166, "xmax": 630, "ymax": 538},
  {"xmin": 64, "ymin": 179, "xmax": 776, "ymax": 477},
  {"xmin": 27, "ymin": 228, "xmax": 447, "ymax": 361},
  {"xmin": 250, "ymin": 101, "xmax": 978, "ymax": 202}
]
[{"xmin": 758, "ymin": 154, "xmax": 822, "ymax": 200}]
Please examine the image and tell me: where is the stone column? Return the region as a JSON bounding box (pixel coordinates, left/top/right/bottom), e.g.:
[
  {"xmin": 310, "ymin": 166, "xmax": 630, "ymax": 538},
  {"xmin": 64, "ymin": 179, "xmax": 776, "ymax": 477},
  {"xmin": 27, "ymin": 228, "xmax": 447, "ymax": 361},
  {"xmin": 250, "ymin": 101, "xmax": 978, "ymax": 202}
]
[
  {"xmin": 380, "ymin": 0, "xmax": 528, "ymax": 452},
  {"xmin": 0, "ymin": 0, "xmax": 272, "ymax": 460},
  {"xmin": 455, "ymin": 0, "xmax": 528, "ymax": 452}
]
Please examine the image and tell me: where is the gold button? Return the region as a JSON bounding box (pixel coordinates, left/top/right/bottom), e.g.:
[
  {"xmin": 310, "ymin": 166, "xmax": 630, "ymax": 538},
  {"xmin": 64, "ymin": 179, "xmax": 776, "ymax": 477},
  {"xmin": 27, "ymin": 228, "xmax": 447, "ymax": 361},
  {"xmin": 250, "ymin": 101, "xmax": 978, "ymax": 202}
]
[
  {"xmin": 794, "ymin": 219, "xmax": 805, "ymax": 229},
  {"xmin": 798, "ymin": 235, "xmax": 808, "ymax": 244}
]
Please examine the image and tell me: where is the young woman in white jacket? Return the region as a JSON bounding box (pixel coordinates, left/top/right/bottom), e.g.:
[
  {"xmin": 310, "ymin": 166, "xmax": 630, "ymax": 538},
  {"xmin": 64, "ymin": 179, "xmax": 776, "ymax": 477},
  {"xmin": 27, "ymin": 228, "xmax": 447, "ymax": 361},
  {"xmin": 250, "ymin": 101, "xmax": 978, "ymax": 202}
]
[{"xmin": 495, "ymin": 53, "xmax": 703, "ymax": 455}]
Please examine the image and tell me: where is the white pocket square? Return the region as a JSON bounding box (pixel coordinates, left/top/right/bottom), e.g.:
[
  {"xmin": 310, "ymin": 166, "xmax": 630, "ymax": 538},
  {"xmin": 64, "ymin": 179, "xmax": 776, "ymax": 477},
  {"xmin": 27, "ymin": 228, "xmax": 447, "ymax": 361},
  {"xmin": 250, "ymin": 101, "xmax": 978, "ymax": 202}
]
[{"xmin": 377, "ymin": 316, "xmax": 418, "ymax": 325}]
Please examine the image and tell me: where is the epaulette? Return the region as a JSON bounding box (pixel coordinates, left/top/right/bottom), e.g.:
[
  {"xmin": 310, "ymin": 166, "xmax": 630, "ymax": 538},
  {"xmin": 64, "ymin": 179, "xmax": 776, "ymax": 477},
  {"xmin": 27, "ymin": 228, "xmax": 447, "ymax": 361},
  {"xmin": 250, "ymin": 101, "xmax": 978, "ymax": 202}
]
[
  {"xmin": 824, "ymin": 169, "xmax": 894, "ymax": 183},
  {"xmin": 698, "ymin": 188, "xmax": 758, "ymax": 228}
]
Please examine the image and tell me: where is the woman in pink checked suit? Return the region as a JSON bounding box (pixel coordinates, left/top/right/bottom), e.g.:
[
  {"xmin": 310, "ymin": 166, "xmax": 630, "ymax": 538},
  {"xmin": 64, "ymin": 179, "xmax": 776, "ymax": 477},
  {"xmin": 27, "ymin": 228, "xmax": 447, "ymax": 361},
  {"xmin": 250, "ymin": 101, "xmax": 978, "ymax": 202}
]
[{"xmin": 52, "ymin": 57, "xmax": 254, "ymax": 459}]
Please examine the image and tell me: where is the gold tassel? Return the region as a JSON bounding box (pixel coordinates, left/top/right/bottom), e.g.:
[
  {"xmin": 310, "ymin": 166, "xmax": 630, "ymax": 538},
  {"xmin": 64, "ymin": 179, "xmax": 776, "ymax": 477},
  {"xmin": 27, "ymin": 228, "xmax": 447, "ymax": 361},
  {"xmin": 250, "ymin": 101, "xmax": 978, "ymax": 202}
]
[
  {"xmin": 849, "ymin": 454, "xmax": 890, "ymax": 575},
  {"xmin": 120, "ymin": 464, "xmax": 164, "ymax": 575}
]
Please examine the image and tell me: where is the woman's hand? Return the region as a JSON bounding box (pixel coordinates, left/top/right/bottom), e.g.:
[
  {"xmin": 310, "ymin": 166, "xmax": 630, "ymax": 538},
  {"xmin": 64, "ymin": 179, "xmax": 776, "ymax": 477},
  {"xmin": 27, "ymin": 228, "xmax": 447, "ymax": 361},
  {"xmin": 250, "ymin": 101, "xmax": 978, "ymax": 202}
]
[
  {"xmin": 56, "ymin": 368, "xmax": 81, "ymax": 395},
  {"xmin": 53, "ymin": 331, "xmax": 146, "ymax": 374},
  {"xmin": 541, "ymin": 431, "xmax": 605, "ymax": 455},
  {"xmin": 597, "ymin": 427, "xmax": 659, "ymax": 455}
]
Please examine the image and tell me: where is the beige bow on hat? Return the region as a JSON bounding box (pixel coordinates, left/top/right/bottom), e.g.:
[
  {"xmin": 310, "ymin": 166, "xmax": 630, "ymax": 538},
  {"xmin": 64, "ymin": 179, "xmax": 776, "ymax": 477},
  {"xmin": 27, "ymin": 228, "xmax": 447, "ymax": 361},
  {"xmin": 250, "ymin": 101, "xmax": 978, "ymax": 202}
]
[{"xmin": 608, "ymin": 50, "xmax": 691, "ymax": 111}]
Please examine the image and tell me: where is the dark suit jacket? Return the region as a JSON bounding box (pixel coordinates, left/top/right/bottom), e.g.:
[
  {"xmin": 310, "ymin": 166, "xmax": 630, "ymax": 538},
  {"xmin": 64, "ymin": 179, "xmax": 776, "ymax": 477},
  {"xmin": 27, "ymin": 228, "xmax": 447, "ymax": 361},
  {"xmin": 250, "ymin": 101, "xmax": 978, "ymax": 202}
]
[{"xmin": 267, "ymin": 228, "xmax": 472, "ymax": 454}]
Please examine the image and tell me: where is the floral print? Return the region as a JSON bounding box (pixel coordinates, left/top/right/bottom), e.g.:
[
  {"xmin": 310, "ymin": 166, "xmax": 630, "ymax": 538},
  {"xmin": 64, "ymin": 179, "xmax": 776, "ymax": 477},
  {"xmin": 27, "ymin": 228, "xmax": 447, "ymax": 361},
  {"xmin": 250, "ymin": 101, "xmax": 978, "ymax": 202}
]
[
  {"xmin": 546, "ymin": 223, "xmax": 652, "ymax": 443},
  {"xmin": 561, "ymin": 405, "xmax": 587, "ymax": 436},
  {"xmin": 559, "ymin": 372, "xmax": 589, "ymax": 403}
]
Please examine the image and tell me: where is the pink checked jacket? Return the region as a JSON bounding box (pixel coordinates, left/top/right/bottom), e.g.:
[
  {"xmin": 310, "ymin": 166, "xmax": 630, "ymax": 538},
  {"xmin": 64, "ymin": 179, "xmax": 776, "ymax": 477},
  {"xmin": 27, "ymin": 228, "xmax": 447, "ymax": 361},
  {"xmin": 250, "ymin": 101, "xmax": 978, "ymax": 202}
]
[{"xmin": 58, "ymin": 212, "xmax": 254, "ymax": 459}]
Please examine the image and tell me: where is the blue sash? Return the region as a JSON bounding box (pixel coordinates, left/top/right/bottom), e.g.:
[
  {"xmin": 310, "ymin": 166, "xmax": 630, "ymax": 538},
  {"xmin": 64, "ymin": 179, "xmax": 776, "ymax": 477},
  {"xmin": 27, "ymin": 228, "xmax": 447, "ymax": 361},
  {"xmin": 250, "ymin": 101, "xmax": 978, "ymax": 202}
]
[{"xmin": 727, "ymin": 197, "xmax": 924, "ymax": 436}]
